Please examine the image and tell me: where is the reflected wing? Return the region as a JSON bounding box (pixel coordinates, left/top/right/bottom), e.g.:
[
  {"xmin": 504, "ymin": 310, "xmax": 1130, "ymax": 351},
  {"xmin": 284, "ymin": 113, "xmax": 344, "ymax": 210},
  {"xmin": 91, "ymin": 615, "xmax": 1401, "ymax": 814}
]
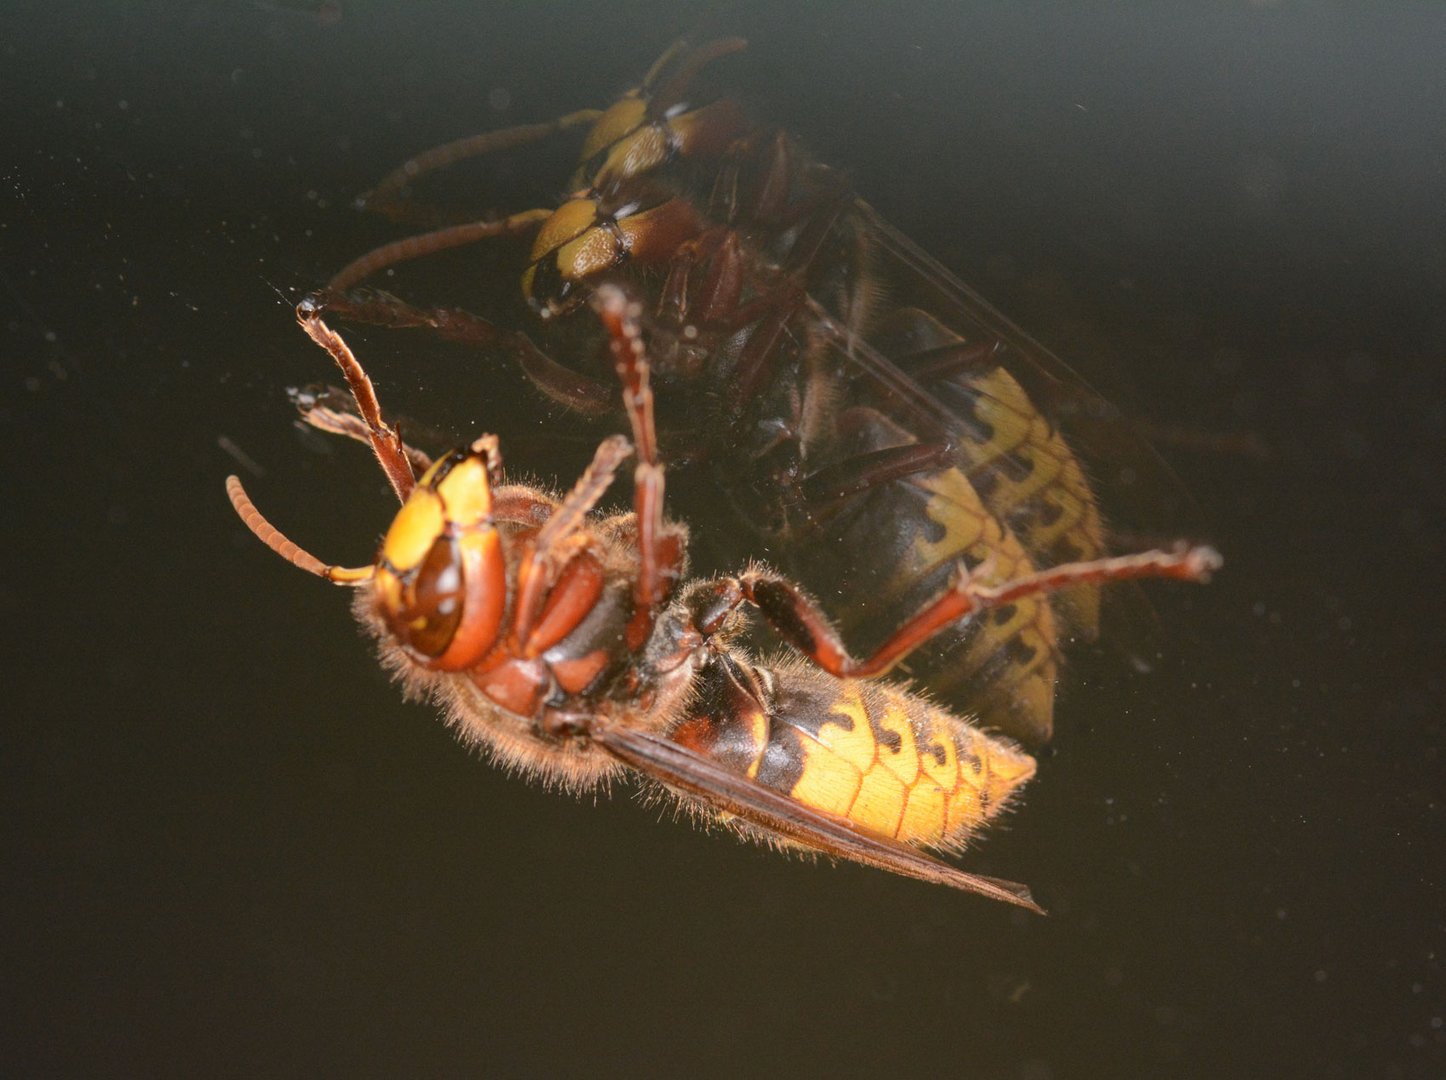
[
  {"xmin": 747, "ymin": 196, "xmax": 1206, "ymax": 739},
  {"xmin": 595, "ymin": 723, "xmax": 1044, "ymax": 912},
  {"xmin": 845, "ymin": 201, "xmax": 1203, "ymax": 541}
]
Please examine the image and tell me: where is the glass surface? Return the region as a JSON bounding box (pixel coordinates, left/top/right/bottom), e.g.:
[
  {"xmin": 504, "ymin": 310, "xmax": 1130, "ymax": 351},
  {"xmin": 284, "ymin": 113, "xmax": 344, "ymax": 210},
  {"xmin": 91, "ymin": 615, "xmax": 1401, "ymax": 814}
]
[{"xmin": 4, "ymin": 3, "xmax": 1441, "ymax": 1077}]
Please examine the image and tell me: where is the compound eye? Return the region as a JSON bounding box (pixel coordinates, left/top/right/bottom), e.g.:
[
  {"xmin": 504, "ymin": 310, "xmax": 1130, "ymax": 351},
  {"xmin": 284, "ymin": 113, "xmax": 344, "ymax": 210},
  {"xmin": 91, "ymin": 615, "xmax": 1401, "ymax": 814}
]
[
  {"xmin": 523, "ymin": 257, "xmax": 564, "ymax": 314},
  {"xmin": 389, "ymin": 535, "xmax": 465, "ymax": 658}
]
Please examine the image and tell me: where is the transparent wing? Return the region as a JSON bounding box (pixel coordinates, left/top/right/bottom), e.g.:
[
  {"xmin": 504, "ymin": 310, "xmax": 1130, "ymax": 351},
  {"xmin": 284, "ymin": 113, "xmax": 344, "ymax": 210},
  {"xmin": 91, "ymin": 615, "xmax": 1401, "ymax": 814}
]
[{"xmin": 595, "ymin": 723, "xmax": 1043, "ymax": 912}]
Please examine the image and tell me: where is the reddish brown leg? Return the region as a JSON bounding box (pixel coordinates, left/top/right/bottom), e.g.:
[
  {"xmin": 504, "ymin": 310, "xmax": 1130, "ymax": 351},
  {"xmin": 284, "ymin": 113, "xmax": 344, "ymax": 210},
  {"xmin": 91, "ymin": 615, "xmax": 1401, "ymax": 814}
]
[
  {"xmin": 295, "ymin": 301, "xmax": 415, "ymax": 503},
  {"xmin": 311, "ymin": 288, "xmax": 616, "ymax": 417},
  {"xmin": 654, "ymin": 229, "xmax": 725, "ymax": 325},
  {"xmin": 290, "ymin": 385, "xmax": 435, "ymax": 476},
  {"xmin": 682, "ymin": 195, "xmax": 855, "ymax": 425},
  {"xmin": 800, "ymin": 442, "xmax": 956, "ymax": 511},
  {"xmin": 695, "ymin": 230, "xmax": 747, "ymax": 324},
  {"xmin": 307, "ymin": 287, "xmax": 506, "ymax": 343},
  {"xmin": 593, "ymin": 287, "xmax": 678, "ymax": 617},
  {"xmin": 512, "ymin": 334, "xmax": 616, "ymax": 416},
  {"xmin": 653, "ymin": 226, "xmax": 786, "ymax": 353},
  {"xmin": 739, "ymin": 546, "xmax": 1222, "ymax": 680},
  {"xmin": 511, "ymin": 435, "xmax": 634, "ymax": 650},
  {"xmin": 593, "ymin": 286, "xmax": 688, "ymax": 652}
]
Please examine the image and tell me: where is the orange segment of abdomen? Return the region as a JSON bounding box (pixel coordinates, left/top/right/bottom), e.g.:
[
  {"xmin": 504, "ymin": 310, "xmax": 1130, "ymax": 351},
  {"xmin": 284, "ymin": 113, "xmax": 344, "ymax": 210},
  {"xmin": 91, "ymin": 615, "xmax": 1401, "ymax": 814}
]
[{"xmin": 778, "ymin": 676, "xmax": 1036, "ymax": 850}]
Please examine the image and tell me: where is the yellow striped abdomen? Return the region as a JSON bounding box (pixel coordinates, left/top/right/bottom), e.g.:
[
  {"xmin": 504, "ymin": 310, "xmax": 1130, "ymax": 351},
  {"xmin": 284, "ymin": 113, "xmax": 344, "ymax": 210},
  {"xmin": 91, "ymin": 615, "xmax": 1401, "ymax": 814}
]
[{"xmin": 673, "ymin": 655, "xmax": 1036, "ymax": 851}]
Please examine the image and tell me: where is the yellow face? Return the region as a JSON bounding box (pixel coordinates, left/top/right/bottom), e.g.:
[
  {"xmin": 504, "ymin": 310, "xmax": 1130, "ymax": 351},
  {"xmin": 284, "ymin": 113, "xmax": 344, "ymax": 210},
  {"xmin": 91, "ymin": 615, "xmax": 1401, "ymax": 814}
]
[
  {"xmin": 373, "ymin": 447, "xmax": 507, "ymax": 670},
  {"xmin": 520, "ymin": 195, "xmax": 703, "ymax": 315},
  {"xmin": 575, "ymin": 96, "xmax": 648, "ymax": 181},
  {"xmin": 590, "ymin": 121, "xmax": 672, "ymax": 193},
  {"xmin": 520, "ymin": 198, "xmax": 618, "ymax": 313}
]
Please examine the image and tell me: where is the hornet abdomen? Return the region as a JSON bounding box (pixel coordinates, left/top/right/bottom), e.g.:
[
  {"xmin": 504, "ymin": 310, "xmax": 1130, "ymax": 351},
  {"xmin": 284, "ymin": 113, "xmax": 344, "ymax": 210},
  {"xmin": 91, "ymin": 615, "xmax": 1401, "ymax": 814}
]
[{"xmin": 672, "ymin": 653, "xmax": 1036, "ymax": 850}]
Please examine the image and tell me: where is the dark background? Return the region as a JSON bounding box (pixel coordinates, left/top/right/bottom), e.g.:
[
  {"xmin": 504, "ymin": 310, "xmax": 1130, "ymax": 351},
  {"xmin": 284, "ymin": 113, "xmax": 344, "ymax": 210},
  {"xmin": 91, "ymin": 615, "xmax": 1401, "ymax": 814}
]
[{"xmin": 4, "ymin": 2, "xmax": 1442, "ymax": 1077}]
